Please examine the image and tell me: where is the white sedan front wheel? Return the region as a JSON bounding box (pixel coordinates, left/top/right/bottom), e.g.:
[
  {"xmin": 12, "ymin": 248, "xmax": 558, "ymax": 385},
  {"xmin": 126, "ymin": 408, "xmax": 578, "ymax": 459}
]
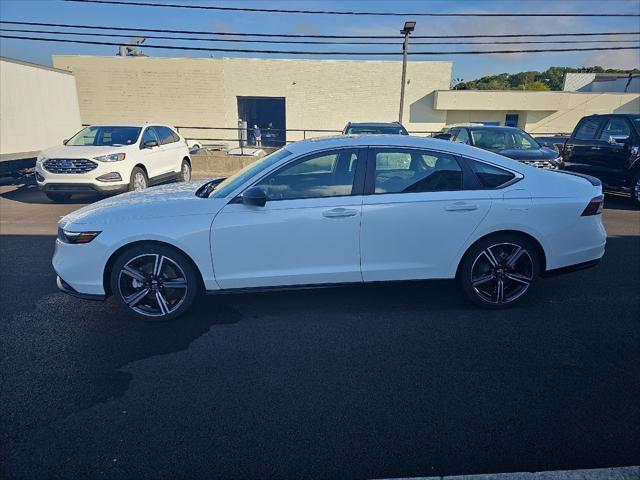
[{"xmin": 110, "ymin": 244, "xmax": 199, "ymax": 321}]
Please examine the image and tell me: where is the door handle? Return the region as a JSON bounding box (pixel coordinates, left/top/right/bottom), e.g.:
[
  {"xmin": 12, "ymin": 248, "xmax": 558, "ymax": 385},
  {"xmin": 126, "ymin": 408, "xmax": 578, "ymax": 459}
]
[
  {"xmin": 322, "ymin": 208, "xmax": 358, "ymax": 218},
  {"xmin": 590, "ymin": 146, "xmax": 601, "ymax": 150},
  {"xmin": 445, "ymin": 203, "xmax": 479, "ymax": 212}
]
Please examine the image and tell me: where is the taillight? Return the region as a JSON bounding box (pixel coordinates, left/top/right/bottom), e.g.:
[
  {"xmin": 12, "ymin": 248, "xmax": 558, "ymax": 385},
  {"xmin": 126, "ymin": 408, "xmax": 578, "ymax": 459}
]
[{"xmin": 581, "ymin": 195, "xmax": 604, "ymax": 216}]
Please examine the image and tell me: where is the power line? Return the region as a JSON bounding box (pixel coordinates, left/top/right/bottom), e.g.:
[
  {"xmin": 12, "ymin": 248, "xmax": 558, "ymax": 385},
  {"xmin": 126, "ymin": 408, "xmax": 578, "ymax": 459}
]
[
  {"xmin": 2, "ymin": 28, "xmax": 639, "ymax": 47},
  {"xmin": 2, "ymin": 33, "xmax": 639, "ymax": 56},
  {"xmin": 2, "ymin": 20, "xmax": 639, "ymax": 40},
  {"xmin": 63, "ymin": 0, "xmax": 640, "ymax": 17}
]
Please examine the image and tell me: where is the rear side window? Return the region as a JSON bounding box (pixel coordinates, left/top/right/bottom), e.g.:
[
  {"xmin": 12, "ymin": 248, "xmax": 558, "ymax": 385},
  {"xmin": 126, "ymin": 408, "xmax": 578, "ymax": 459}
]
[
  {"xmin": 599, "ymin": 117, "xmax": 631, "ymax": 141},
  {"xmin": 455, "ymin": 128, "xmax": 470, "ymax": 144},
  {"xmin": 155, "ymin": 126, "xmax": 179, "ymax": 145},
  {"xmin": 467, "ymin": 159, "xmax": 515, "ymax": 189},
  {"xmin": 574, "ymin": 118, "xmax": 604, "ymax": 140},
  {"xmin": 373, "ymin": 148, "xmax": 463, "ymax": 193}
]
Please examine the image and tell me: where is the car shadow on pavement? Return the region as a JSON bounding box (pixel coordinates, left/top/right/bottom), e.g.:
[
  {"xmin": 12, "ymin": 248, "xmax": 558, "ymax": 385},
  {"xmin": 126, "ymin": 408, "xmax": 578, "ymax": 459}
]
[
  {"xmin": 604, "ymin": 193, "xmax": 639, "ymax": 211},
  {"xmin": 0, "ymin": 178, "xmax": 104, "ymax": 205}
]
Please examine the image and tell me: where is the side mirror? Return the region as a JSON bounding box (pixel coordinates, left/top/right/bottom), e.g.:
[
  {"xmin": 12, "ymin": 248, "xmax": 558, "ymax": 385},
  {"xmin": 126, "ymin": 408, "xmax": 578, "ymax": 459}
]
[
  {"xmin": 434, "ymin": 133, "xmax": 452, "ymax": 140},
  {"xmin": 62, "ymin": 139, "xmax": 68, "ymax": 145},
  {"xmin": 242, "ymin": 186, "xmax": 267, "ymax": 207},
  {"xmin": 143, "ymin": 140, "xmax": 159, "ymax": 149}
]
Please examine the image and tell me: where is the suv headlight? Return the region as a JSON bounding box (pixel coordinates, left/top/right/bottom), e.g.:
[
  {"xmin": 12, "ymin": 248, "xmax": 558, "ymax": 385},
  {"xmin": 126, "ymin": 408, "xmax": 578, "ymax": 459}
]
[
  {"xmin": 94, "ymin": 153, "xmax": 126, "ymax": 162},
  {"xmin": 58, "ymin": 227, "xmax": 101, "ymax": 244}
]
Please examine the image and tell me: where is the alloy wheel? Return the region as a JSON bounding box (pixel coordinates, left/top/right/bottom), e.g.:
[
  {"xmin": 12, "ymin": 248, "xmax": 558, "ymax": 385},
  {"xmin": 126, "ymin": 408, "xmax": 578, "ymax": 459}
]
[
  {"xmin": 470, "ymin": 242, "xmax": 533, "ymax": 305},
  {"xmin": 634, "ymin": 177, "xmax": 640, "ymax": 203},
  {"xmin": 182, "ymin": 162, "xmax": 191, "ymax": 182},
  {"xmin": 117, "ymin": 254, "xmax": 188, "ymax": 318},
  {"xmin": 133, "ymin": 172, "xmax": 147, "ymax": 191}
]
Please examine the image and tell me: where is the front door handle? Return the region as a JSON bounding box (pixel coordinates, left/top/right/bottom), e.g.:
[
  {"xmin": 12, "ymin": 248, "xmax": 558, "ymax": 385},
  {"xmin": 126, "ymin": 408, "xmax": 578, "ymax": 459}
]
[
  {"xmin": 445, "ymin": 202, "xmax": 479, "ymax": 212},
  {"xmin": 591, "ymin": 146, "xmax": 601, "ymax": 150},
  {"xmin": 322, "ymin": 208, "xmax": 358, "ymax": 218}
]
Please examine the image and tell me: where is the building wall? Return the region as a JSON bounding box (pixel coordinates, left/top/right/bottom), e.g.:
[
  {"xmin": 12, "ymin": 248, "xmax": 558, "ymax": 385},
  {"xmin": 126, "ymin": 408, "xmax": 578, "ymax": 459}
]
[
  {"xmin": 436, "ymin": 90, "xmax": 640, "ymax": 134},
  {"xmin": 0, "ymin": 57, "xmax": 82, "ymax": 155},
  {"xmin": 52, "ymin": 55, "xmax": 452, "ymax": 142}
]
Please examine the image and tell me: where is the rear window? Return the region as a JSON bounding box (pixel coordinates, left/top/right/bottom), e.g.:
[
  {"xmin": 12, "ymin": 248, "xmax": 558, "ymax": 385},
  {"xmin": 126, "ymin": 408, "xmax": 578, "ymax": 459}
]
[
  {"xmin": 467, "ymin": 159, "xmax": 515, "ymax": 189},
  {"xmin": 574, "ymin": 118, "xmax": 604, "ymax": 140}
]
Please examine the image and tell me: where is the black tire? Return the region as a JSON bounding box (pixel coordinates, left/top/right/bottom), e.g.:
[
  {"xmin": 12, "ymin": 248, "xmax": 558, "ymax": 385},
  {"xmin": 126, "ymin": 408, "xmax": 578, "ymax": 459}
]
[
  {"xmin": 46, "ymin": 192, "xmax": 72, "ymax": 202},
  {"xmin": 458, "ymin": 233, "xmax": 540, "ymax": 309},
  {"xmin": 129, "ymin": 167, "xmax": 148, "ymax": 192},
  {"xmin": 109, "ymin": 243, "xmax": 200, "ymax": 322},
  {"xmin": 180, "ymin": 158, "xmax": 192, "ymax": 182},
  {"xmin": 631, "ymin": 172, "xmax": 640, "ymax": 207}
]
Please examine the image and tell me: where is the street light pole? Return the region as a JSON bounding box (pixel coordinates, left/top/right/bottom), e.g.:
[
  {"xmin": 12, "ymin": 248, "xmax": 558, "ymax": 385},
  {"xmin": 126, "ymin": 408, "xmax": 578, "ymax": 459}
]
[{"xmin": 398, "ymin": 21, "xmax": 415, "ymax": 124}]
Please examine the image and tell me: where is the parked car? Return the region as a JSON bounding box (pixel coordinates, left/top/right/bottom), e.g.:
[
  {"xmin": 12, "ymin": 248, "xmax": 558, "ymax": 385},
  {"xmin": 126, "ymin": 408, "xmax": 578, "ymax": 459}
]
[
  {"xmin": 435, "ymin": 125, "xmax": 560, "ymax": 169},
  {"xmin": 534, "ymin": 134, "xmax": 571, "ymax": 153},
  {"xmin": 53, "ymin": 135, "xmax": 606, "ymax": 321},
  {"xmin": 343, "ymin": 121, "xmax": 409, "ymax": 135},
  {"xmin": 36, "ymin": 124, "xmax": 192, "ymax": 202},
  {"xmin": 559, "ymin": 113, "xmax": 640, "ymax": 206}
]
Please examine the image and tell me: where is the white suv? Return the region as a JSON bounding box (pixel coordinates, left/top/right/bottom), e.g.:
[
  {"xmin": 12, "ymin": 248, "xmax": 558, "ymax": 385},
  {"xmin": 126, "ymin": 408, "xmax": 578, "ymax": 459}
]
[{"xmin": 36, "ymin": 123, "xmax": 192, "ymax": 202}]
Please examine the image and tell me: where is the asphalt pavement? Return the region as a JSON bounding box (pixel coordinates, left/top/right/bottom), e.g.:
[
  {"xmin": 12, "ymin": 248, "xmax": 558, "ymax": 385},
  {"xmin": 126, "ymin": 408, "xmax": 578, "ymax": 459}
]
[{"xmin": 1, "ymin": 181, "xmax": 639, "ymax": 480}]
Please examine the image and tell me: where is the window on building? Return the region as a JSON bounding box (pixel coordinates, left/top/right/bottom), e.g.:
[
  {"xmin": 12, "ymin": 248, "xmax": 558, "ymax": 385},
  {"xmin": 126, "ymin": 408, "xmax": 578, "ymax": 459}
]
[
  {"xmin": 505, "ymin": 114, "xmax": 519, "ymax": 127},
  {"xmin": 574, "ymin": 118, "xmax": 604, "ymax": 140},
  {"xmin": 373, "ymin": 149, "xmax": 463, "ymax": 194},
  {"xmin": 256, "ymin": 149, "xmax": 359, "ymax": 200}
]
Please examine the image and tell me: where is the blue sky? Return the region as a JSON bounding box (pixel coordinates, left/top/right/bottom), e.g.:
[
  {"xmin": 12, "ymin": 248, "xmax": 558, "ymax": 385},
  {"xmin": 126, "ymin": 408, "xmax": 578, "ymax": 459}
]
[{"xmin": 1, "ymin": 0, "xmax": 639, "ymax": 81}]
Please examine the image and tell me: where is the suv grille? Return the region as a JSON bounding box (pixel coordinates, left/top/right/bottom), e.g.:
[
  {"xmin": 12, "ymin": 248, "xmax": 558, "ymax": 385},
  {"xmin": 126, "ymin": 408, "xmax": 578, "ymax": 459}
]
[{"xmin": 44, "ymin": 158, "xmax": 98, "ymax": 174}]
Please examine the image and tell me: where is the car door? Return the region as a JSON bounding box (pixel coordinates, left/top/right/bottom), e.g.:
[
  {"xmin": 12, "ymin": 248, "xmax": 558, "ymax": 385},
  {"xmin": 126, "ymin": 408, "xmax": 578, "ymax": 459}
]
[
  {"xmin": 211, "ymin": 148, "xmax": 366, "ymax": 289},
  {"xmin": 591, "ymin": 116, "xmax": 634, "ymax": 187},
  {"xmin": 139, "ymin": 126, "xmax": 164, "ymax": 178},
  {"xmin": 562, "ymin": 116, "xmax": 606, "ymax": 177},
  {"xmin": 154, "ymin": 126, "xmax": 182, "ymax": 177},
  {"xmin": 360, "ymin": 147, "xmax": 492, "ymax": 281}
]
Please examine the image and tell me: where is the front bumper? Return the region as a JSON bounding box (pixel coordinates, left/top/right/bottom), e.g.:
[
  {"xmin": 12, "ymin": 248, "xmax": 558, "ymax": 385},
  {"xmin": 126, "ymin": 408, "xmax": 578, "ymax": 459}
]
[
  {"xmin": 56, "ymin": 276, "xmax": 107, "ymax": 301},
  {"xmin": 36, "ymin": 161, "xmax": 129, "ymax": 195},
  {"xmin": 39, "ymin": 182, "xmax": 128, "ymax": 194}
]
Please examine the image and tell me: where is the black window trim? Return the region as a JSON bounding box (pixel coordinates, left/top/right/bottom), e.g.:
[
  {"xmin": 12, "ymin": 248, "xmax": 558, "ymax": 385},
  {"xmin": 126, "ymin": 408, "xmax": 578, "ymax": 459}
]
[{"xmin": 234, "ymin": 146, "xmax": 367, "ymax": 203}]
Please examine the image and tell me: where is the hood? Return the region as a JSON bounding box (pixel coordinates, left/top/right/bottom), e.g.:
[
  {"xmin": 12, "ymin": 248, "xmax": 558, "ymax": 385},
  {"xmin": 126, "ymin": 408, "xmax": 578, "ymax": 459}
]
[
  {"xmin": 496, "ymin": 147, "xmax": 559, "ymax": 162},
  {"xmin": 41, "ymin": 144, "xmax": 131, "ymax": 159},
  {"xmin": 61, "ymin": 180, "xmax": 221, "ymax": 227}
]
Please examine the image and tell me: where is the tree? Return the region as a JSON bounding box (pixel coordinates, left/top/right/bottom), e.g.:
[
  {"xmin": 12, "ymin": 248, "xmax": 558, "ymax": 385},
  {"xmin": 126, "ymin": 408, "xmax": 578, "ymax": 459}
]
[{"xmin": 523, "ymin": 81, "xmax": 551, "ymax": 91}]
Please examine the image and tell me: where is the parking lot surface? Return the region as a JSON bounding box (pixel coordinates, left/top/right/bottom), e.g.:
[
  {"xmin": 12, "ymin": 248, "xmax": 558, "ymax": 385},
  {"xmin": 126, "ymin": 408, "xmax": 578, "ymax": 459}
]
[{"xmin": 1, "ymin": 181, "xmax": 639, "ymax": 480}]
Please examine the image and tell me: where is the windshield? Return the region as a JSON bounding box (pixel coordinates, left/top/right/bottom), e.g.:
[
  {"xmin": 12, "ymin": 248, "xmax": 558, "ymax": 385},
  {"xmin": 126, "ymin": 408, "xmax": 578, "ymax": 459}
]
[
  {"xmin": 66, "ymin": 126, "xmax": 142, "ymax": 147},
  {"xmin": 470, "ymin": 129, "xmax": 540, "ymax": 151},
  {"xmin": 212, "ymin": 148, "xmax": 293, "ymax": 198},
  {"xmin": 347, "ymin": 126, "xmax": 407, "ymax": 135}
]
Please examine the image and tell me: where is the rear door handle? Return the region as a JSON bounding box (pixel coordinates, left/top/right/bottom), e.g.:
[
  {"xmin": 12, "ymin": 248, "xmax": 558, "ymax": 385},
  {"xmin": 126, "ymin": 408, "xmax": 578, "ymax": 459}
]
[
  {"xmin": 322, "ymin": 208, "xmax": 358, "ymax": 218},
  {"xmin": 445, "ymin": 203, "xmax": 479, "ymax": 212},
  {"xmin": 591, "ymin": 146, "xmax": 601, "ymax": 150}
]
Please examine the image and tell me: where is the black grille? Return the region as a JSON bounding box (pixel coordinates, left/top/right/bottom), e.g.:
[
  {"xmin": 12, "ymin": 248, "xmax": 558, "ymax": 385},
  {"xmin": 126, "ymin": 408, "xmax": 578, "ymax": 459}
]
[{"xmin": 44, "ymin": 158, "xmax": 98, "ymax": 174}]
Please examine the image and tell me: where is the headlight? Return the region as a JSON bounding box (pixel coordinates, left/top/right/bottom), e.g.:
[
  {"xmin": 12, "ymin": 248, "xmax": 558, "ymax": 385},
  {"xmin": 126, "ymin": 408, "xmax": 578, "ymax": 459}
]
[
  {"xmin": 94, "ymin": 153, "xmax": 126, "ymax": 162},
  {"xmin": 58, "ymin": 227, "xmax": 101, "ymax": 244}
]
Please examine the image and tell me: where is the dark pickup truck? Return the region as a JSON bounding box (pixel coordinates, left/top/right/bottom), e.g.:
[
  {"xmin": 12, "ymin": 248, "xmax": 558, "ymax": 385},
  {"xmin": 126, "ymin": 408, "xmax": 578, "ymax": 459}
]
[{"xmin": 559, "ymin": 113, "xmax": 640, "ymax": 206}]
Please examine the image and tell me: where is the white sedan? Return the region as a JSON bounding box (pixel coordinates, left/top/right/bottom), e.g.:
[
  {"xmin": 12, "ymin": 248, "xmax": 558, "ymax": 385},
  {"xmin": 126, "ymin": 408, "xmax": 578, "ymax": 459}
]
[
  {"xmin": 53, "ymin": 135, "xmax": 607, "ymax": 321},
  {"xmin": 36, "ymin": 123, "xmax": 192, "ymax": 202}
]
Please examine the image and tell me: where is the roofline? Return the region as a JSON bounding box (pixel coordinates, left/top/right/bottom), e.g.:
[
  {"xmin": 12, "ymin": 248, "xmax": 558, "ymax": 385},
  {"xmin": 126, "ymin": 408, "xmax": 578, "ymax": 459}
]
[
  {"xmin": 0, "ymin": 56, "xmax": 74, "ymax": 75},
  {"xmin": 437, "ymin": 89, "xmax": 639, "ymax": 95}
]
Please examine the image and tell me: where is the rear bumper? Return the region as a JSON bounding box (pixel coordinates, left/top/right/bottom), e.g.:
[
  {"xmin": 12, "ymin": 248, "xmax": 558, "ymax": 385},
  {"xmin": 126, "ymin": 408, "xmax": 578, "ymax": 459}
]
[
  {"xmin": 542, "ymin": 258, "xmax": 601, "ymax": 278},
  {"xmin": 57, "ymin": 276, "xmax": 107, "ymax": 301}
]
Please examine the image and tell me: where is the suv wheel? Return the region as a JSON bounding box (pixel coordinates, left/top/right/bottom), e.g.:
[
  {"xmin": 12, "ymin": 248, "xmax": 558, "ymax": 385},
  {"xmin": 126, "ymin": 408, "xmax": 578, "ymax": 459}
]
[
  {"xmin": 46, "ymin": 192, "xmax": 72, "ymax": 202},
  {"xmin": 130, "ymin": 167, "xmax": 148, "ymax": 192},
  {"xmin": 180, "ymin": 159, "xmax": 192, "ymax": 182},
  {"xmin": 632, "ymin": 172, "xmax": 640, "ymax": 207},
  {"xmin": 458, "ymin": 234, "xmax": 539, "ymax": 308},
  {"xmin": 110, "ymin": 243, "xmax": 199, "ymax": 321}
]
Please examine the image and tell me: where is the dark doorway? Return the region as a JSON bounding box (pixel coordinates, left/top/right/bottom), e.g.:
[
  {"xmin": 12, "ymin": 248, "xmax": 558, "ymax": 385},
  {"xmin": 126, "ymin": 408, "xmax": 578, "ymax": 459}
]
[{"xmin": 237, "ymin": 96, "xmax": 286, "ymax": 147}]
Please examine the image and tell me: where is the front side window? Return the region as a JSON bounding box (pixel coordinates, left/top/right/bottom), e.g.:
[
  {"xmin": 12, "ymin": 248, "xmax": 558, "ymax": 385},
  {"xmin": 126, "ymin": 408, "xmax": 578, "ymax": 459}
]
[
  {"xmin": 574, "ymin": 118, "xmax": 604, "ymax": 140},
  {"xmin": 66, "ymin": 126, "xmax": 141, "ymax": 146},
  {"xmin": 373, "ymin": 149, "xmax": 463, "ymax": 194},
  {"xmin": 141, "ymin": 127, "xmax": 159, "ymax": 145},
  {"xmin": 467, "ymin": 159, "xmax": 515, "ymax": 189},
  {"xmin": 255, "ymin": 149, "xmax": 359, "ymax": 200},
  {"xmin": 599, "ymin": 118, "xmax": 631, "ymax": 141}
]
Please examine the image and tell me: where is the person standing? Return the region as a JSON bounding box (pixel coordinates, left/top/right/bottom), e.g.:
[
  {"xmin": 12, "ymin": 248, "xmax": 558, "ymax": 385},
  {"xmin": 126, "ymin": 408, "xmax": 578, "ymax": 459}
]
[{"xmin": 253, "ymin": 124, "xmax": 262, "ymax": 147}]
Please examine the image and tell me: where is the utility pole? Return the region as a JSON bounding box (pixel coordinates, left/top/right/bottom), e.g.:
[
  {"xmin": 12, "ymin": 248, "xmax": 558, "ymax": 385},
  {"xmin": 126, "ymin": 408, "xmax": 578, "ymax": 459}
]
[{"xmin": 398, "ymin": 21, "xmax": 416, "ymax": 124}]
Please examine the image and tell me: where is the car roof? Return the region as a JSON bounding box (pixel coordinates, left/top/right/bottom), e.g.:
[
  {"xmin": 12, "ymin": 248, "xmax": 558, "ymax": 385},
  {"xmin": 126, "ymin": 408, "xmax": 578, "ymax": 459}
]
[
  {"xmin": 285, "ymin": 134, "xmax": 529, "ymax": 173},
  {"xmin": 87, "ymin": 123, "xmax": 177, "ymax": 129},
  {"xmin": 346, "ymin": 122, "xmax": 404, "ymax": 127},
  {"xmin": 451, "ymin": 125, "xmax": 522, "ymax": 131}
]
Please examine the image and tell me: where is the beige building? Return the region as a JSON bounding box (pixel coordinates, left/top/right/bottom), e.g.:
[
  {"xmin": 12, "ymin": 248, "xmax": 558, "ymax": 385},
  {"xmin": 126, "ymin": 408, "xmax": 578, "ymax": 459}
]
[
  {"xmin": 49, "ymin": 55, "xmax": 640, "ymax": 145},
  {"xmin": 0, "ymin": 57, "xmax": 82, "ymax": 156},
  {"xmin": 52, "ymin": 55, "xmax": 452, "ymax": 143}
]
